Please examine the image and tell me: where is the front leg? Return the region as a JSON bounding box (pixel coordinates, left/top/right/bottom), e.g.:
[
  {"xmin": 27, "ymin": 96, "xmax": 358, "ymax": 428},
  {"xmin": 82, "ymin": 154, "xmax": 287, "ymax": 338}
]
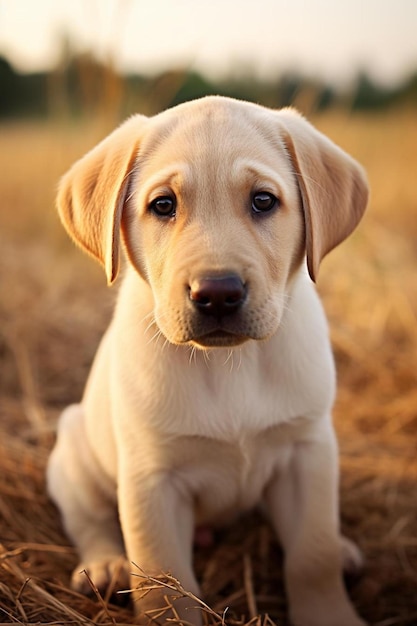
[
  {"xmin": 118, "ymin": 465, "xmax": 202, "ymax": 625},
  {"xmin": 264, "ymin": 422, "xmax": 366, "ymax": 626}
]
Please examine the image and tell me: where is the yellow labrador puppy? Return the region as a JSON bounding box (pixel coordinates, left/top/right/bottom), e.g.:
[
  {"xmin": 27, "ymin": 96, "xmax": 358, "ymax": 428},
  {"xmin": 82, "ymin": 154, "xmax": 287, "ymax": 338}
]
[{"xmin": 47, "ymin": 96, "xmax": 368, "ymax": 626}]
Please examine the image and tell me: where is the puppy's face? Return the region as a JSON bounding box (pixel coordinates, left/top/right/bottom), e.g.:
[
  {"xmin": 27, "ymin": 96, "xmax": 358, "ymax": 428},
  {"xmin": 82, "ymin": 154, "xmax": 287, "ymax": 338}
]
[
  {"xmin": 123, "ymin": 103, "xmax": 305, "ymax": 348},
  {"xmin": 57, "ymin": 96, "xmax": 368, "ymax": 349}
]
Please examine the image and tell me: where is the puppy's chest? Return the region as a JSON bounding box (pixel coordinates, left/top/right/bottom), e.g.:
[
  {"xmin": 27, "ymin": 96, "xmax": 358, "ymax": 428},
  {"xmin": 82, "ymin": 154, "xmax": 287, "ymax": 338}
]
[
  {"xmin": 170, "ymin": 426, "xmax": 295, "ymax": 524},
  {"xmin": 157, "ymin": 351, "xmax": 308, "ymax": 440}
]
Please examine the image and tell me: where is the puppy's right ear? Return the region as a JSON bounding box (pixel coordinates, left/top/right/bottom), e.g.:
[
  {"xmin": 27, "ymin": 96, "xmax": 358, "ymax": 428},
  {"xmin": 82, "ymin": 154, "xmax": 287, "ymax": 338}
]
[{"xmin": 57, "ymin": 114, "xmax": 148, "ymax": 284}]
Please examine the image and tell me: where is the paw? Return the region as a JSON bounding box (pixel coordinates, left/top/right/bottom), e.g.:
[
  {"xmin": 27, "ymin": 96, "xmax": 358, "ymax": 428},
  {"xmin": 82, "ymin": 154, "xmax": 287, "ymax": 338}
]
[
  {"xmin": 131, "ymin": 573, "xmax": 202, "ymax": 626},
  {"xmin": 133, "ymin": 593, "xmax": 203, "ymax": 626},
  {"xmin": 71, "ymin": 555, "xmax": 131, "ymax": 603},
  {"xmin": 340, "ymin": 535, "xmax": 364, "ymax": 578}
]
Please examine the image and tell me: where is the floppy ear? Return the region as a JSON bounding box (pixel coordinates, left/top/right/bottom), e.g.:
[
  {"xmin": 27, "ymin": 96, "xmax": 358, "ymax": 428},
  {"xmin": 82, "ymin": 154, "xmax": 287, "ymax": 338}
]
[
  {"xmin": 57, "ymin": 114, "xmax": 148, "ymax": 284},
  {"xmin": 277, "ymin": 109, "xmax": 369, "ymax": 281}
]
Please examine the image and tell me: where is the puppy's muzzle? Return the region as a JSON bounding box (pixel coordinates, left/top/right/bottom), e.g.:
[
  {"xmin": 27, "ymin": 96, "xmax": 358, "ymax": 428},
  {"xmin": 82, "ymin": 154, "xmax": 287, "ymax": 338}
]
[{"xmin": 189, "ymin": 274, "xmax": 247, "ymax": 320}]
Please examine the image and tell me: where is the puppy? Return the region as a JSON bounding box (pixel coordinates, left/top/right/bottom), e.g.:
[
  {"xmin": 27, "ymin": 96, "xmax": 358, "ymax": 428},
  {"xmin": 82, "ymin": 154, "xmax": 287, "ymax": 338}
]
[{"xmin": 47, "ymin": 96, "xmax": 368, "ymax": 626}]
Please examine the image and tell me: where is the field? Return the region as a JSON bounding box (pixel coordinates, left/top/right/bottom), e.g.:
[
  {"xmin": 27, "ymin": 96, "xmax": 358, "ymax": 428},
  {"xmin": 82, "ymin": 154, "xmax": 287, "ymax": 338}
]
[{"xmin": 0, "ymin": 107, "xmax": 416, "ymax": 625}]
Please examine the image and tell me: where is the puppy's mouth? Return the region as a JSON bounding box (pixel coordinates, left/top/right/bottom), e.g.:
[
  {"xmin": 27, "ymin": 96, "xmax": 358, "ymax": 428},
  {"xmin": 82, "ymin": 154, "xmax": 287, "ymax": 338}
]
[
  {"xmin": 190, "ymin": 330, "xmax": 249, "ymax": 348},
  {"xmin": 157, "ymin": 298, "xmax": 280, "ymax": 348}
]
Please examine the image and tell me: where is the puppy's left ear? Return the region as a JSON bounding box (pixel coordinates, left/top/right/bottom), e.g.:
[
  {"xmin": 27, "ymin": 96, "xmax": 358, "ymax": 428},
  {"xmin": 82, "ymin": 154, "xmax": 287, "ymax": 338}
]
[
  {"xmin": 277, "ymin": 109, "xmax": 369, "ymax": 281},
  {"xmin": 57, "ymin": 114, "xmax": 148, "ymax": 284}
]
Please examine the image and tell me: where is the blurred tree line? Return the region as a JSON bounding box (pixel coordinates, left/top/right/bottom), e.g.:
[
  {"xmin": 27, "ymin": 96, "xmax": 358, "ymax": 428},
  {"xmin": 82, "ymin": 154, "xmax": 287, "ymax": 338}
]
[{"xmin": 1, "ymin": 49, "xmax": 416, "ymax": 121}]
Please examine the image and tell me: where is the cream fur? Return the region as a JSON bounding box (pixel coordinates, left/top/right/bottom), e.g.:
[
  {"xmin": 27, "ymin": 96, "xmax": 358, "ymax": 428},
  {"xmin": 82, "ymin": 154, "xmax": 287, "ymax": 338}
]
[{"xmin": 47, "ymin": 96, "xmax": 368, "ymax": 626}]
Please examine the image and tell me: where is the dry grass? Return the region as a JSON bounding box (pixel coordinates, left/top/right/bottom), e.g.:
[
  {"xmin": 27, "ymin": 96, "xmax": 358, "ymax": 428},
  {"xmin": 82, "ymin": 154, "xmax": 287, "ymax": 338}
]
[{"xmin": 0, "ymin": 107, "xmax": 417, "ymax": 625}]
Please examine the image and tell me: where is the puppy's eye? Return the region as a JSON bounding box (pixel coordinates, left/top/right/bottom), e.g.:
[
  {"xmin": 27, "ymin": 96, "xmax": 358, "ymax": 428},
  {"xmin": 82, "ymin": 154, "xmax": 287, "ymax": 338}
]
[
  {"xmin": 251, "ymin": 192, "xmax": 279, "ymax": 214},
  {"xmin": 149, "ymin": 196, "xmax": 176, "ymax": 218}
]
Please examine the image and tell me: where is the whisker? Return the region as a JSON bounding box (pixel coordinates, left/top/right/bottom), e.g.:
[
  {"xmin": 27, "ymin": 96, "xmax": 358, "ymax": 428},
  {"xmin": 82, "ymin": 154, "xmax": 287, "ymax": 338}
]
[
  {"xmin": 144, "ymin": 317, "xmax": 157, "ymax": 335},
  {"xmin": 203, "ymin": 349, "xmax": 211, "ymax": 368},
  {"xmin": 147, "ymin": 327, "xmax": 163, "ymax": 346},
  {"xmin": 223, "ymin": 349, "xmax": 234, "ymax": 371},
  {"xmin": 141, "ymin": 310, "xmax": 154, "ymax": 322},
  {"xmin": 277, "ymin": 295, "xmax": 294, "ymax": 331},
  {"xmin": 188, "ymin": 346, "xmax": 197, "ymax": 365},
  {"xmin": 236, "ymin": 348, "xmax": 243, "ymax": 371},
  {"xmin": 229, "ymin": 350, "xmax": 235, "ymax": 373},
  {"xmin": 162, "ymin": 337, "xmax": 170, "ymax": 353}
]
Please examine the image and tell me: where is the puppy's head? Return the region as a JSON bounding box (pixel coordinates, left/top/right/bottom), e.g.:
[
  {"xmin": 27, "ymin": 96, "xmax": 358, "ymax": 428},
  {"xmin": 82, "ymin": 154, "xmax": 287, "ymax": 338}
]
[{"xmin": 57, "ymin": 96, "xmax": 368, "ymax": 348}]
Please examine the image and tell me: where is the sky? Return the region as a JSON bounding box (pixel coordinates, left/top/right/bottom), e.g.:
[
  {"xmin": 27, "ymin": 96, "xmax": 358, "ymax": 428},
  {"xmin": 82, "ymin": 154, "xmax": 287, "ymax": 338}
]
[{"xmin": 0, "ymin": 0, "xmax": 416, "ymax": 87}]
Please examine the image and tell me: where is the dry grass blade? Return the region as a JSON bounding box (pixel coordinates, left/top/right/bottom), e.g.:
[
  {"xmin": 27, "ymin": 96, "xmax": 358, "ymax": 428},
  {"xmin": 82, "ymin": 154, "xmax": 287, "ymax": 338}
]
[
  {"xmin": 243, "ymin": 555, "xmax": 257, "ymax": 620},
  {"xmin": 80, "ymin": 569, "xmax": 117, "ymax": 625},
  {"xmin": 130, "ymin": 565, "xmax": 223, "ymax": 622}
]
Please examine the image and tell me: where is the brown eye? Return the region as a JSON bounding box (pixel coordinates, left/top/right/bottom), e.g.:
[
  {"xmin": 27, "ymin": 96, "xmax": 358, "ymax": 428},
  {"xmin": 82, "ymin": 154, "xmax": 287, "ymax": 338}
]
[
  {"xmin": 149, "ymin": 195, "xmax": 176, "ymax": 218},
  {"xmin": 251, "ymin": 192, "xmax": 279, "ymax": 214}
]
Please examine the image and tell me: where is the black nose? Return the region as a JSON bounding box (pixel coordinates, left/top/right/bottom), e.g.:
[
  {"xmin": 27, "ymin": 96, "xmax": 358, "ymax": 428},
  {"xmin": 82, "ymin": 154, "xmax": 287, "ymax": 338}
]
[{"xmin": 189, "ymin": 274, "xmax": 246, "ymax": 318}]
